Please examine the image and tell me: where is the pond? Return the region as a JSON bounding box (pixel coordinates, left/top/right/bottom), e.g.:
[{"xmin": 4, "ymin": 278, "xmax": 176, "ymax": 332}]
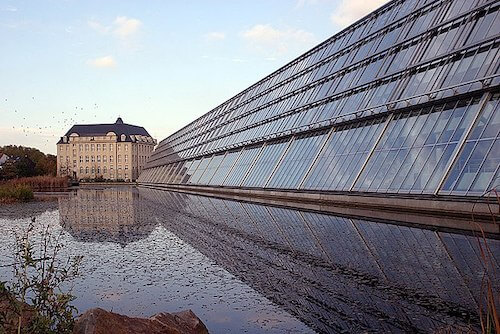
[{"xmin": 0, "ymin": 186, "xmax": 498, "ymax": 333}]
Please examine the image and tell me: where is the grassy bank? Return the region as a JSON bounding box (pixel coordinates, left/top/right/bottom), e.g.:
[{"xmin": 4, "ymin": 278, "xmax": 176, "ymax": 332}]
[
  {"xmin": 7, "ymin": 175, "xmax": 69, "ymax": 191},
  {"xmin": 0, "ymin": 176, "xmax": 68, "ymax": 203},
  {"xmin": 0, "ymin": 184, "xmax": 34, "ymax": 203}
]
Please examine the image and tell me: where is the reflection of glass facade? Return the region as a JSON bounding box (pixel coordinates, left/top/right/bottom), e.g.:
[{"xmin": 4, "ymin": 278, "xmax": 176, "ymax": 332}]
[
  {"xmin": 139, "ymin": 188, "xmax": 500, "ymax": 333},
  {"xmin": 140, "ymin": 0, "xmax": 500, "ymax": 197}
]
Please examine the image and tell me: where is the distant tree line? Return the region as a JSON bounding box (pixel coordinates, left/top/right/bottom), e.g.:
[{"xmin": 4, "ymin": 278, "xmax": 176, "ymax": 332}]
[{"xmin": 0, "ymin": 145, "xmax": 57, "ymax": 180}]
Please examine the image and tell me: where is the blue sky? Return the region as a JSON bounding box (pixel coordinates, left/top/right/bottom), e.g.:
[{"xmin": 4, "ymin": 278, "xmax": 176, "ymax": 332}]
[{"xmin": 0, "ymin": 0, "xmax": 387, "ymax": 154}]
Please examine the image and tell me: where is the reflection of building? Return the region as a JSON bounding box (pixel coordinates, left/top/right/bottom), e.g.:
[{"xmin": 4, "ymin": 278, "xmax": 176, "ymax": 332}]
[
  {"xmin": 58, "ymin": 187, "xmax": 154, "ymax": 245},
  {"xmin": 139, "ymin": 0, "xmax": 500, "ymax": 206},
  {"xmin": 57, "ymin": 118, "xmax": 156, "ymax": 181},
  {"xmin": 139, "ymin": 188, "xmax": 499, "ymax": 333}
]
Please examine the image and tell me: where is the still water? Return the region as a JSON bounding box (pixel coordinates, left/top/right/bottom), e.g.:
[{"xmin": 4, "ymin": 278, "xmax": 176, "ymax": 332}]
[{"xmin": 0, "ymin": 186, "xmax": 498, "ymax": 333}]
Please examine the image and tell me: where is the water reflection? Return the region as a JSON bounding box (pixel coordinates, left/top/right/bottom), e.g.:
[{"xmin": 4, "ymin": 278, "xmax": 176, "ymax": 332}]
[
  {"xmin": 14, "ymin": 186, "xmax": 499, "ymax": 333},
  {"xmin": 58, "ymin": 187, "xmax": 156, "ymax": 245},
  {"xmin": 138, "ymin": 187, "xmax": 499, "ymax": 333}
]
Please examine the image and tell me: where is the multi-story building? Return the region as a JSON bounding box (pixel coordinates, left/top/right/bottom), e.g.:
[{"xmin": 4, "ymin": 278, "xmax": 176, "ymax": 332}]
[
  {"xmin": 57, "ymin": 118, "xmax": 156, "ymax": 181},
  {"xmin": 139, "ymin": 0, "xmax": 499, "ymax": 215}
]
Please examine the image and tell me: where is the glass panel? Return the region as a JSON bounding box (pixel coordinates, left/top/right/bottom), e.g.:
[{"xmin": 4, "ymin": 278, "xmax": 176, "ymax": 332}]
[
  {"xmin": 242, "ymin": 139, "xmax": 290, "ymax": 188},
  {"xmin": 209, "ymin": 150, "xmax": 241, "ymax": 186},
  {"xmin": 268, "ymin": 131, "xmax": 328, "ymax": 189},
  {"xmin": 181, "ymin": 159, "xmax": 199, "ymax": 184},
  {"xmin": 198, "ymin": 154, "xmax": 225, "ymax": 185},
  {"xmin": 356, "ymin": 97, "xmax": 480, "ymax": 193},
  {"xmin": 189, "ymin": 156, "xmax": 213, "ymax": 184},
  {"xmin": 303, "ymin": 118, "xmax": 386, "ymax": 191},
  {"xmin": 441, "ymin": 94, "xmax": 500, "ymax": 195},
  {"xmin": 223, "ymin": 146, "xmax": 262, "ymax": 187}
]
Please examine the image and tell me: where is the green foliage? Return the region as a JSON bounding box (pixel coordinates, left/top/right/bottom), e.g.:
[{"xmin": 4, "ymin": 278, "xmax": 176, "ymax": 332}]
[
  {"xmin": 0, "ymin": 145, "xmax": 57, "ymax": 180},
  {"xmin": 1, "ymin": 219, "xmax": 83, "ymax": 334},
  {"xmin": 0, "ymin": 184, "xmax": 34, "ymax": 202}
]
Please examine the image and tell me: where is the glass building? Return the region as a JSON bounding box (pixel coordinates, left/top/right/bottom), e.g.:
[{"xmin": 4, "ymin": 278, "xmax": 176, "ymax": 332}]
[{"xmin": 139, "ymin": 0, "xmax": 499, "ymax": 199}]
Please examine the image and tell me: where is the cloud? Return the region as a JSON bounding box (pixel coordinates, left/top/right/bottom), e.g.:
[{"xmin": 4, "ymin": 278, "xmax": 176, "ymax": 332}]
[
  {"xmin": 331, "ymin": 0, "xmax": 389, "ymax": 27},
  {"xmin": 88, "ymin": 16, "xmax": 141, "ymax": 39},
  {"xmin": 241, "ymin": 24, "xmax": 316, "ymax": 56},
  {"xmin": 87, "ymin": 56, "xmax": 117, "ymax": 68},
  {"xmin": 88, "ymin": 20, "xmax": 110, "ymax": 34},
  {"xmin": 203, "ymin": 31, "xmax": 226, "ymax": 42},
  {"xmin": 1, "ymin": 5, "xmax": 17, "ymax": 12},
  {"xmin": 113, "ymin": 16, "xmax": 141, "ymax": 39}
]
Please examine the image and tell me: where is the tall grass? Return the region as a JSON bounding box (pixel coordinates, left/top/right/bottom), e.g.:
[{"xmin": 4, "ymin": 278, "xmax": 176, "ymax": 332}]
[
  {"xmin": 0, "ymin": 184, "xmax": 33, "ymax": 203},
  {"xmin": 471, "ymin": 188, "xmax": 500, "ymax": 334},
  {"xmin": 7, "ymin": 176, "xmax": 69, "ymax": 191}
]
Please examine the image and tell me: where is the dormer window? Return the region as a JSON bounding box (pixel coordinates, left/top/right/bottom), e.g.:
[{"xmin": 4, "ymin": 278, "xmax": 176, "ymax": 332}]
[{"xmin": 121, "ymin": 134, "xmax": 126, "ymax": 141}]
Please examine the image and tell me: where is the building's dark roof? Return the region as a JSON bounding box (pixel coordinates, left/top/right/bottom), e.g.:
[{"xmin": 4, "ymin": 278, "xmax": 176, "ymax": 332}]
[{"xmin": 57, "ymin": 118, "xmax": 152, "ymax": 144}]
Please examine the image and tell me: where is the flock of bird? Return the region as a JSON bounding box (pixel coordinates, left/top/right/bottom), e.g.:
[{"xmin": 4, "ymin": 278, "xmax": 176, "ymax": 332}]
[{"xmin": 3, "ymin": 97, "xmax": 101, "ymax": 144}]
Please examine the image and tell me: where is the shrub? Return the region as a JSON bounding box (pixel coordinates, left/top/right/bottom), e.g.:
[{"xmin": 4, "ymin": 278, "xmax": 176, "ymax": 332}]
[
  {"xmin": 0, "ymin": 184, "xmax": 34, "ymax": 202},
  {"xmin": 0, "ymin": 219, "xmax": 83, "ymax": 334}
]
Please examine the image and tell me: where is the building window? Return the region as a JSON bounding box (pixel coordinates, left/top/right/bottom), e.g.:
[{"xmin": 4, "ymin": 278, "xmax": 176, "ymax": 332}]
[
  {"xmin": 91, "ymin": 144, "xmax": 95, "ymax": 151},
  {"xmin": 79, "ymin": 144, "xmax": 83, "ymax": 151},
  {"xmin": 79, "ymin": 156, "xmax": 83, "ymax": 163},
  {"xmin": 125, "ymin": 155, "xmax": 128, "ymax": 162},
  {"xmin": 110, "ymin": 156, "xmax": 113, "ymax": 162},
  {"xmin": 97, "ymin": 166, "xmax": 101, "ymax": 174},
  {"xmin": 125, "ymin": 165, "xmax": 128, "ymax": 170},
  {"xmin": 109, "ymin": 144, "xmax": 113, "ymax": 151},
  {"xmin": 97, "ymin": 155, "xmax": 101, "ymax": 162},
  {"xmin": 118, "ymin": 155, "xmax": 121, "ymax": 163},
  {"xmin": 118, "ymin": 144, "xmax": 121, "ymax": 151},
  {"xmin": 80, "ymin": 167, "xmax": 83, "ymax": 174},
  {"xmin": 104, "ymin": 166, "xmax": 107, "ymax": 174},
  {"xmin": 85, "ymin": 167, "xmax": 89, "ymax": 174},
  {"xmin": 85, "ymin": 156, "xmax": 89, "ymax": 163},
  {"xmin": 103, "ymin": 155, "xmax": 107, "ymax": 162},
  {"xmin": 91, "ymin": 167, "xmax": 95, "ymax": 173},
  {"xmin": 125, "ymin": 145, "xmax": 128, "ymax": 151},
  {"xmin": 97, "ymin": 144, "xmax": 100, "ymax": 151},
  {"xmin": 85, "ymin": 144, "xmax": 89, "ymax": 151},
  {"xmin": 91, "ymin": 156, "xmax": 95, "ymax": 163},
  {"xmin": 103, "ymin": 144, "xmax": 106, "ymax": 151}
]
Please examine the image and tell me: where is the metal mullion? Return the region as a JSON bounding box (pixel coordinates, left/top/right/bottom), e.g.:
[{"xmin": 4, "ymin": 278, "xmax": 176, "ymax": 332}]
[
  {"xmin": 484, "ymin": 161, "xmax": 500, "ymax": 194},
  {"xmin": 221, "ymin": 150, "xmax": 242, "ymax": 186},
  {"xmin": 464, "ymin": 136, "xmax": 498, "ymax": 195},
  {"xmin": 271, "ymin": 139, "xmax": 300, "ymax": 188},
  {"xmin": 263, "ymin": 138, "xmax": 294, "ymax": 188},
  {"xmin": 435, "ymin": 93, "xmax": 492, "ymax": 195},
  {"xmin": 349, "ymin": 113, "xmax": 394, "ymax": 191},
  {"xmin": 395, "ymin": 106, "xmax": 449, "ymax": 193},
  {"xmin": 406, "ymin": 101, "xmax": 464, "ymax": 193},
  {"xmin": 298, "ymin": 127, "xmax": 334, "ymax": 190},
  {"xmin": 206, "ymin": 152, "xmax": 227, "ymax": 186},
  {"xmin": 320, "ymin": 123, "xmax": 363, "ymax": 190},
  {"xmin": 331, "ymin": 123, "xmax": 374, "ymax": 190},
  {"xmin": 239, "ymin": 145, "xmax": 265, "ymax": 187},
  {"xmin": 169, "ymin": 161, "xmax": 185, "ymax": 184},
  {"xmin": 420, "ymin": 98, "xmax": 473, "ymax": 192},
  {"xmin": 369, "ymin": 111, "xmax": 419, "ymax": 192},
  {"xmin": 283, "ymin": 136, "xmax": 314, "ymax": 188},
  {"xmin": 322, "ymin": 122, "xmax": 365, "ymax": 188},
  {"xmin": 317, "ymin": 125, "xmax": 356, "ymax": 190}
]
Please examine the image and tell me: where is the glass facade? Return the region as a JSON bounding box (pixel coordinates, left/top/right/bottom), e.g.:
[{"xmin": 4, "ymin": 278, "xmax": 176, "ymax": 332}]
[{"xmin": 140, "ymin": 0, "xmax": 500, "ymax": 198}]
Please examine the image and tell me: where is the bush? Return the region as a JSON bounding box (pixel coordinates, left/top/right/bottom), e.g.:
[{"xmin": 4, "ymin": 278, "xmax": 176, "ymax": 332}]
[
  {"xmin": 0, "ymin": 184, "xmax": 34, "ymax": 202},
  {"xmin": 0, "ymin": 219, "xmax": 83, "ymax": 333}
]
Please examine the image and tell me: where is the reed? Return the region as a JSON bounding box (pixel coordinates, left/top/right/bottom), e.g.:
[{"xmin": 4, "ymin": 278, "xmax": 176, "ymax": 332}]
[
  {"xmin": 471, "ymin": 188, "xmax": 499, "ymax": 334},
  {"xmin": 6, "ymin": 176, "xmax": 69, "ymax": 191}
]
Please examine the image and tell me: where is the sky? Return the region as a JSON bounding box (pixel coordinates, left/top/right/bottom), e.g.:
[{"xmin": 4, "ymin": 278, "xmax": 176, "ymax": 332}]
[{"xmin": 0, "ymin": 0, "xmax": 388, "ymax": 155}]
